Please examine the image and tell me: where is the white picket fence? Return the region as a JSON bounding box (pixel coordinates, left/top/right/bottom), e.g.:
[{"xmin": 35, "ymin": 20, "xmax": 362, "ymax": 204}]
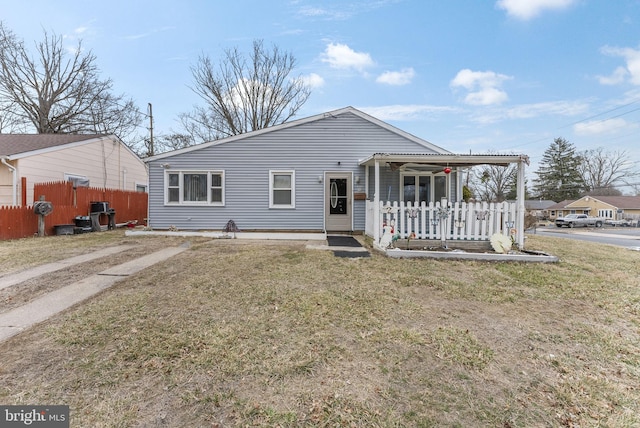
[{"xmin": 365, "ymin": 200, "xmax": 518, "ymax": 241}]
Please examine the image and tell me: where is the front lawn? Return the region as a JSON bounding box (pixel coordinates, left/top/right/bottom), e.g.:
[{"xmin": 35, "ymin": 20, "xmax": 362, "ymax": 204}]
[{"xmin": 1, "ymin": 233, "xmax": 639, "ymax": 427}]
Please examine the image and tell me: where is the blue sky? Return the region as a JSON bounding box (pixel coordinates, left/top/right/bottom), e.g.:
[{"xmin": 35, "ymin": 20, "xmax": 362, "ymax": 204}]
[{"xmin": 2, "ymin": 0, "xmax": 640, "ymax": 184}]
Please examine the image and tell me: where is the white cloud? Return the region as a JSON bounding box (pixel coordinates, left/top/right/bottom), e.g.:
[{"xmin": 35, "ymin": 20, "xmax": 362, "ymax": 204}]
[
  {"xmin": 450, "ymin": 69, "xmax": 512, "ymax": 106},
  {"xmin": 505, "ymin": 100, "xmax": 590, "ymax": 119},
  {"xmin": 297, "ymin": 6, "xmax": 350, "ymax": 20},
  {"xmin": 464, "ymin": 87, "xmax": 509, "ymax": 106},
  {"xmin": 597, "ymin": 66, "xmax": 629, "ymax": 85},
  {"xmin": 359, "ymin": 104, "xmax": 459, "ymax": 121},
  {"xmin": 599, "ymin": 45, "xmax": 640, "ymax": 86},
  {"xmin": 300, "ymin": 73, "xmax": 325, "ymax": 89},
  {"xmin": 496, "ymin": 0, "xmax": 576, "ymax": 20},
  {"xmin": 376, "ymin": 68, "xmax": 415, "ymax": 85},
  {"xmin": 574, "ymin": 118, "xmax": 632, "ymax": 135},
  {"xmin": 470, "ymin": 100, "xmax": 590, "ymax": 124},
  {"xmin": 321, "ymin": 43, "xmax": 374, "ymax": 72}
]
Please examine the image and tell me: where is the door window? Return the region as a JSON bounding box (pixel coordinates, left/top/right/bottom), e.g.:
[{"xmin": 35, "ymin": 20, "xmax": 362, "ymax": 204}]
[{"xmin": 329, "ymin": 178, "xmax": 348, "ymax": 215}]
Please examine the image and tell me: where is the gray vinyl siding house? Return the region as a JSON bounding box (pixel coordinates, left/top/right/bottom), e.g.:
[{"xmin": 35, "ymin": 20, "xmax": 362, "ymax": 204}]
[
  {"xmin": 145, "ymin": 107, "xmax": 455, "ymax": 233},
  {"xmin": 145, "ymin": 106, "xmax": 530, "ymax": 249}
]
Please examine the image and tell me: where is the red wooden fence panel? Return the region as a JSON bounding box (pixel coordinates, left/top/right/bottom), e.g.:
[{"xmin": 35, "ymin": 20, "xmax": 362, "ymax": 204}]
[
  {"xmin": 0, "ymin": 181, "xmax": 148, "ymax": 240},
  {"xmin": 0, "ymin": 206, "xmax": 38, "ymax": 240}
]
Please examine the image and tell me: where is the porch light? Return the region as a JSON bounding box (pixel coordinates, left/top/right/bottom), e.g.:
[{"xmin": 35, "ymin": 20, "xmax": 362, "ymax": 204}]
[{"xmin": 318, "ymin": 175, "xmax": 323, "ymax": 183}]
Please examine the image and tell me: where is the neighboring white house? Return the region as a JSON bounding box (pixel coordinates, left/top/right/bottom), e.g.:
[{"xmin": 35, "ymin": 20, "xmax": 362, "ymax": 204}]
[{"xmin": 0, "ymin": 134, "xmax": 148, "ymax": 206}]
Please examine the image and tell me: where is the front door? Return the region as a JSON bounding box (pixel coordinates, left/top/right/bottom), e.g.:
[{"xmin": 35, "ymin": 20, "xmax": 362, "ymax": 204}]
[{"xmin": 325, "ymin": 173, "xmax": 352, "ymax": 232}]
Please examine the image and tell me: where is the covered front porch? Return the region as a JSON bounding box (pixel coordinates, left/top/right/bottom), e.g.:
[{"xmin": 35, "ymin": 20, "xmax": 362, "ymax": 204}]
[{"xmin": 359, "ymin": 153, "xmax": 530, "ymax": 250}]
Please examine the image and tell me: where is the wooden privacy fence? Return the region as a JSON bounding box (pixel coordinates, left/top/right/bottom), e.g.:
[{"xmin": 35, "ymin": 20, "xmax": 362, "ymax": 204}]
[{"xmin": 0, "ymin": 181, "xmax": 147, "ymax": 240}]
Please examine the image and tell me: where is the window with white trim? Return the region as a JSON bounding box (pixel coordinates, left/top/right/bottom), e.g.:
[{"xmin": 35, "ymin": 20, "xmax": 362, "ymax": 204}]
[
  {"xmin": 598, "ymin": 209, "xmax": 613, "ymax": 218},
  {"xmin": 400, "ymin": 172, "xmax": 447, "ymax": 204},
  {"xmin": 269, "ymin": 170, "xmax": 295, "ymax": 208},
  {"xmin": 165, "ymin": 171, "xmax": 224, "ymax": 205}
]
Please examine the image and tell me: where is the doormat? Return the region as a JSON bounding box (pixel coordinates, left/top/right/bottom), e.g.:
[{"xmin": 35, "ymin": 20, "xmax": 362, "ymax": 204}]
[
  {"xmin": 333, "ymin": 250, "xmax": 370, "ymax": 258},
  {"xmin": 326, "ymin": 235, "xmax": 363, "ymax": 247}
]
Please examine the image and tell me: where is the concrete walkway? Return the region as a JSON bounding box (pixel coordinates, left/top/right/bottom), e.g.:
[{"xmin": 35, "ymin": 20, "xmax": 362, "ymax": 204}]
[
  {"xmin": 0, "ymin": 245, "xmax": 136, "ymax": 291},
  {"xmin": 0, "ymin": 246, "xmax": 188, "ymax": 343}
]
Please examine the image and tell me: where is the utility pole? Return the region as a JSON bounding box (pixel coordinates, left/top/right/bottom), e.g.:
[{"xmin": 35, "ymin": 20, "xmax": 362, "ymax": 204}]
[{"xmin": 148, "ymin": 103, "xmax": 154, "ymax": 156}]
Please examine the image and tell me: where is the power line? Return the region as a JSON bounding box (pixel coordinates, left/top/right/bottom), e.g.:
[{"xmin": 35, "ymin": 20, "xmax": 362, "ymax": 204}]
[{"xmin": 504, "ymin": 96, "xmax": 640, "ymax": 151}]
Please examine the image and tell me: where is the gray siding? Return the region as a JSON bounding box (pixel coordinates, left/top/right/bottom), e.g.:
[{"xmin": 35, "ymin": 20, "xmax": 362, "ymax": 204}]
[{"xmin": 148, "ymin": 111, "xmax": 440, "ymax": 231}]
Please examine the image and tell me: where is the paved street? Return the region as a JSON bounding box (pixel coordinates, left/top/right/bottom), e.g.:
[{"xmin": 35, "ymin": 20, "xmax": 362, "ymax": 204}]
[{"xmin": 532, "ymin": 225, "xmax": 640, "ymax": 250}]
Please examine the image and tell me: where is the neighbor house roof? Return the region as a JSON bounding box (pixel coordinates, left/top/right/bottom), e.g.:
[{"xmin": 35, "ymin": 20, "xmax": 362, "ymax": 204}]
[
  {"xmin": 587, "ymin": 195, "xmax": 640, "ymax": 209},
  {"xmin": 547, "ymin": 200, "xmax": 575, "ymax": 210},
  {"xmin": 546, "ymin": 196, "xmax": 640, "ymax": 210},
  {"xmin": 0, "ymin": 134, "xmax": 124, "ymax": 159},
  {"xmin": 525, "ymin": 200, "xmax": 556, "ymax": 210},
  {"xmin": 506, "ymin": 200, "xmax": 556, "ymax": 210}
]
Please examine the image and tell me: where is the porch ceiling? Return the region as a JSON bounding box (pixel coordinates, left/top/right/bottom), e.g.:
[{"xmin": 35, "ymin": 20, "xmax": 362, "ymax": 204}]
[{"xmin": 359, "ymin": 153, "xmax": 530, "ymax": 168}]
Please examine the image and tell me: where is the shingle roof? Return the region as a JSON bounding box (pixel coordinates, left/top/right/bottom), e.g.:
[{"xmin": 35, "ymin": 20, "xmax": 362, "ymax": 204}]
[
  {"xmin": 546, "ymin": 196, "xmax": 640, "ymax": 210},
  {"xmin": 592, "ymin": 195, "xmax": 640, "ymax": 209},
  {"xmin": 0, "ymin": 134, "xmax": 108, "ymax": 157},
  {"xmin": 525, "ymin": 200, "xmax": 556, "ymax": 210},
  {"xmin": 547, "ymin": 200, "xmax": 575, "ymax": 209}
]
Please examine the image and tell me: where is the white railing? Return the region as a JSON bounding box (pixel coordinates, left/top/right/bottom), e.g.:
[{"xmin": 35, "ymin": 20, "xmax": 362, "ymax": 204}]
[{"xmin": 365, "ymin": 200, "xmax": 518, "ymax": 241}]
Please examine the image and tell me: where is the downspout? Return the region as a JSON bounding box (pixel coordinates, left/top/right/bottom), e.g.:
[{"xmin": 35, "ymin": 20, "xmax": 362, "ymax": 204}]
[{"xmin": 1, "ymin": 156, "xmax": 17, "ymax": 206}]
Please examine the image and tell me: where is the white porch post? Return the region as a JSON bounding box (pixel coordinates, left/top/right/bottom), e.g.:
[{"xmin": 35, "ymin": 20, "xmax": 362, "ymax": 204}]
[
  {"xmin": 373, "ymin": 158, "xmax": 381, "ymax": 244},
  {"xmin": 516, "ymin": 158, "xmax": 526, "ymax": 249}
]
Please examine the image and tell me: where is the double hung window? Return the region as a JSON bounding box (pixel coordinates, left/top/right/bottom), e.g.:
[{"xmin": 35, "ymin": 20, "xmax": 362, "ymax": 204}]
[
  {"xmin": 165, "ymin": 171, "xmax": 224, "ymax": 205},
  {"xmin": 269, "ymin": 170, "xmax": 295, "ymax": 208}
]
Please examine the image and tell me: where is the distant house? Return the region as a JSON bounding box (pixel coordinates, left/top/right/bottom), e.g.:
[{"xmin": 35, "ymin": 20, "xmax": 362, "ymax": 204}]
[
  {"xmin": 548, "ymin": 196, "xmax": 640, "ymax": 221},
  {"xmin": 145, "ymin": 107, "xmax": 530, "ymax": 247},
  {"xmin": 509, "ymin": 199, "xmax": 556, "ymax": 219},
  {"xmin": 0, "ymin": 134, "xmax": 148, "ymax": 206},
  {"xmin": 547, "ymin": 200, "xmax": 575, "ymax": 220}
]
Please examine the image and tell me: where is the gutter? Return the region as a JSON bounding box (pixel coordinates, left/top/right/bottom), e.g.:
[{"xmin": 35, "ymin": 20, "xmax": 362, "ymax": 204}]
[{"xmin": 1, "ymin": 156, "xmax": 17, "ymax": 206}]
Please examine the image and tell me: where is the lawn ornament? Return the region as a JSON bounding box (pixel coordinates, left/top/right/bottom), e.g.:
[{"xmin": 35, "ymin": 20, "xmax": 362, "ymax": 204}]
[
  {"xmin": 379, "ymin": 225, "xmax": 393, "ymax": 249},
  {"xmin": 490, "ymin": 233, "xmax": 513, "ymax": 253}
]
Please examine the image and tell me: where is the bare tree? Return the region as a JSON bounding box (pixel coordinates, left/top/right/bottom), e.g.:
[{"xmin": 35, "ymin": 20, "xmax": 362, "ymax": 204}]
[
  {"xmin": 0, "ymin": 23, "xmax": 141, "ymax": 139},
  {"xmin": 578, "ymin": 147, "xmax": 638, "ymax": 195},
  {"xmin": 471, "ymin": 164, "xmax": 518, "ymax": 202},
  {"xmin": 86, "ymin": 93, "xmax": 143, "ymax": 138},
  {"xmin": 0, "ymin": 99, "xmax": 27, "ymax": 133},
  {"xmin": 183, "ymin": 39, "xmax": 311, "ymax": 142}
]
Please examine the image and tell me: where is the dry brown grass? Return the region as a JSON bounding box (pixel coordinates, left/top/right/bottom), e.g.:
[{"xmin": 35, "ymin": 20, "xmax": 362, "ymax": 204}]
[{"xmin": 0, "ymin": 231, "xmax": 639, "ymax": 427}]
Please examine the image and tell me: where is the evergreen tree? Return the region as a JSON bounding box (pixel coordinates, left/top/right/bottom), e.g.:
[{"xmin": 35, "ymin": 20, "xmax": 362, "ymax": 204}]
[{"xmin": 533, "ymin": 137, "xmax": 583, "ymax": 201}]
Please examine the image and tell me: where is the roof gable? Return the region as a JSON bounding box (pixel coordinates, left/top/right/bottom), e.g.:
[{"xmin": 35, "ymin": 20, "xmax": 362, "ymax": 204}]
[
  {"xmin": 566, "ymin": 196, "xmax": 616, "ymax": 209},
  {"xmin": 145, "ymin": 106, "xmax": 450, "ymax": 162},
  {"xmin": 0, "ymin": 134, "xmax": 111, "ymax": 158}
]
